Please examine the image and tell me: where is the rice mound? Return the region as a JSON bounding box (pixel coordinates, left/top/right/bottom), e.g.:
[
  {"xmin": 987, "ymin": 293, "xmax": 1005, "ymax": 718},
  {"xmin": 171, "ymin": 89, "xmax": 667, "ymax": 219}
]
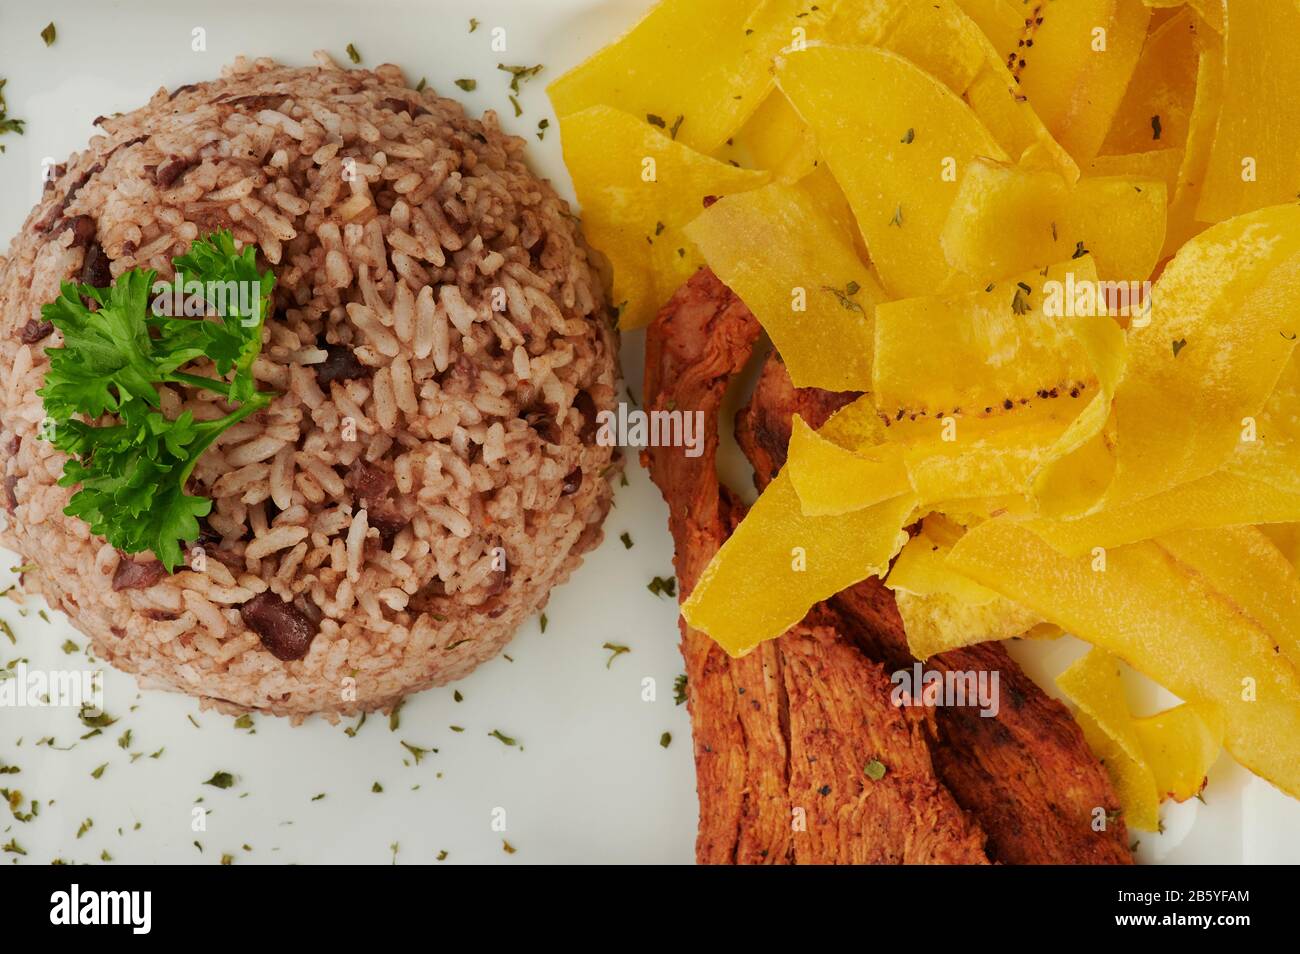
[{"xmin": 0, "ymin": 55, "xmax": 620, "ymax": 718}]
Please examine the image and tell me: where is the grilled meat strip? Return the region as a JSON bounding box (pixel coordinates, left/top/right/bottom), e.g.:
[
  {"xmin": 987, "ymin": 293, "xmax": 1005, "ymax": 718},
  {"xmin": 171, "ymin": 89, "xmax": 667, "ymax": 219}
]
[
  {"xmin": 736, "ymin": 348, "xmax": 1133, "ymax": 865},
  {"xmin": 643, "ymin": 269, "xmax": 988, "ymax": 864}
]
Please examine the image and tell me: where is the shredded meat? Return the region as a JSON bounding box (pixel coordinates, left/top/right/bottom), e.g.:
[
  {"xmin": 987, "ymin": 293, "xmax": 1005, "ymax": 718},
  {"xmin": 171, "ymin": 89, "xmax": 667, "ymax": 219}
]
[
  {"xmin": 642, "ymin": 269, "xmax": 988, "ymax": 864},
  {"xmin": 735, "ymin": 347, "xmax": 1132, "ymax": 865}
]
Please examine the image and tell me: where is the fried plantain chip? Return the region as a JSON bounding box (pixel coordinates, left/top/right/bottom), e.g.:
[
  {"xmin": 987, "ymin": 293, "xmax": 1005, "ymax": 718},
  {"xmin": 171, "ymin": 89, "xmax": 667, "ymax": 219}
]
[
  {"xmin": 548, "ymin": 0, "xmax": 820, "ymax": 154},
  {"xmin": 949, "ymin": 518, "xmax": 1300, "ymax": 799},
  {"xmin": 681, "ymin": 473, "xmax": 915, "ymax": 657},
  {"xmin": 1100, "ymin": 7, "xmax": 1200, "ymax": 156},
  {"xmin": 1026, "ymin": 470, "xmax": 1300, "ymax": 555},
  {"xmin": 940, "ymin": 159, "xmax": 1166, "ymax": 286},
  {"xmin": 1034, "ymin": 204, "xmax": 1300, "ymax": 517},
  {"xmin": 787, "ymin": 411, "xmax": 910, "ymax": 517},
  {"xmin": 887, "ymin": 524, "xmax": 1044, "ymax": 660},
  {"xmin": 1006, "ymin": 0, "xmax": 1151, "ymax": 162},
  {"xmin": 873, "ymin": 258, "xmax": 1101, "ymax": 420},
  {"xmin": 685, "ymin": 181, "xmax": 879, "ymax": 390},
  {"xmin": 1086, "ymin": 149, "xmax": 1183, "ymax": 195},
  {"xmin": 1059, "ymin": 648, "xmax": 1225, "ymax": 824},
  {"xmin": 1057, "ymin": 649, "xmax": 1161, "ymax": 832},
  {"xmin": 1162, "ymin": 26, "xmax": 1224, "ymax": 258},
  {"xmin": 776, "ymin": 44, "xmax": 1008, "ymax": 298},
  {"xmin": 1197, "ymin": 0, "xmax": 1300, "ymax": 221},
  {"xmin": 558, "ymin": 105, "xmax": 768, "ymax": 329},
  {"xmin": 1134, "ymin": 702, "xmax": 1224, "ymax": 803}
]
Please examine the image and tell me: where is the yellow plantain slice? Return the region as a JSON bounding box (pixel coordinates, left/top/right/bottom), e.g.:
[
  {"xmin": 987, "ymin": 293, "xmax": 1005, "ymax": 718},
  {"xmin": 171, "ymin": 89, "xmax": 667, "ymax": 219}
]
[
  {"xmin": 1224, "ymin": 347, "xmax": 1300, "ymax": 495},
  {"xmin": 940, "ymin": 158, "xmax": 1167, "ymax": 286},
  {"xmin": 1035, "ymin": 204, "xmax": 1300, "ymax": 517},
  {"xmin": 1162, "ymin": 26, "xmax": 1224, "ymax": 259},
  {"xmin": 1077, "ymin": 710, "xmax": 1161, "ymax": 833},
  {"xmin": 1141, "ymin": 0, "xmax": 1223, "ymax": 34},
  {"xmin": 787, "ymin": 413, "xmax": 911, "ymax": 517},
  {"xmin": 1026, "ymin": 470, "xmax": 1300, "ymax": 556},
  {"xmin": 947, "ymin": 517, "xmax": 1300, "ymax": 798},
  {"xmin": 727, "ymin": 88, "xmax": 819, "ymax": 184},
  {"xmin": 1086, "ymin": 149, "xmax": 1183, "ymax": 196},
  {"xmin": 1057, "ymin": 648, "xmax": 1160, "ymax": 831},
  {"xmin": 887, "ymin": 526, "xmax": 1044, "ymax": 660},
  {"xmin": 873, "ymin": 258, "xmax": 1101, "ymax": 420},
  {"xmin": 1134, "ymin": 702, "xmax": 1225, "ymax": 803},
  {"xmin": 824, "ymin": 0, "xmax": 988, "ymax": 96},
  {"xmin": 1005, "ymin": 0, "xmax": 1151, "ymax": 162},
  {"xmin": 1156, "ymin": 526, "xmax": 1300, "ymax": 672},
  {"xmin": 1058, "ymin": 648, "xmax": 1150, "ymax": 766},
  {"xmin": 961, "ymin": 68, "xmax": 1080, "ymax": 180},
  {"xmin": 885, "ymin": 403, "xmax": 1080, "ymax": 510},
  {"xmin": 1260, "ymin": 524, "xmax": 1300, "ymax": 571},
  {"xmin": 685, "ymin": 181, "xmax": 880, "ymax": 391},
  {"xmin": 1059, "ymin": 648, "xmax": 1225, "ymax": 815},
  {"xmin": 866, "ymin": 255, "xmax": 1126, "ymax": 511},
  {"xmin": 558, "ymin": 105, "xmax": 768, "ymax": 329},
  {"xmin": 835, "ymin": 0, "xmax": 1078, "ymax": 180},
  {"xmin": 776, "ymin": 43, "xmax": 1008, "ymax": 298},
  {"xmin": 681, "ymin": 473, "xmax": 916, "ymax": 658},
  {"xmin": 1100, "ymin": 7, "xmax": 1200, "ymax": 156},
  {"xmin": 547, "ymin": 0, "xmax": 821, "ymax": 155},
  {"xmin": 953, "ymin": 0, "xmax": 1026, "ymax": 54},
  {"xmin": 1197, "ymin": 0, "xmax": 1300, "ymax": 222}
]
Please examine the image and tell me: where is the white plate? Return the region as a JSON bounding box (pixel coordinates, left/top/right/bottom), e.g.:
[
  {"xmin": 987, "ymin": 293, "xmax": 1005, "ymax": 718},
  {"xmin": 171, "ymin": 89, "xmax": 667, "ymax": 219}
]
[{"xmin": 0, "ymin": 0, "xmax": 1295, "ymax": 865}]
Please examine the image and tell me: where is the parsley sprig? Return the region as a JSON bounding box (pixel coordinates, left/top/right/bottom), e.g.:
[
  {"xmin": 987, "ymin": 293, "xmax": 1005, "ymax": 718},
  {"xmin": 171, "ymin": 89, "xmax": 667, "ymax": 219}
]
[
  {"xmin": 37, "ymin": 232, "xmax": 275, "ymax": 571},
  {"xmin": 0, "ymin": 79, "xmax": 26, "ymax": 148}
]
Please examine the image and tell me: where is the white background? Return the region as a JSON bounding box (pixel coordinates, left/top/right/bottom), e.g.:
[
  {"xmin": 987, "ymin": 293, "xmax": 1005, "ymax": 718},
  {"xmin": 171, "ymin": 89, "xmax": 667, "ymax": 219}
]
[{"xmin": 0, "ymin": 0, "xmax": 1294, "ymax": 865}]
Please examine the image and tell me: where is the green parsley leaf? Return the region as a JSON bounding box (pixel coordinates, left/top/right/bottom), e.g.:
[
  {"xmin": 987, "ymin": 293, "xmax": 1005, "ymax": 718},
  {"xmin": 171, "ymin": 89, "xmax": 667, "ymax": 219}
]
[
  {"xmin": 41, "ymin": 23, "xmax": 56, "ymax": 47},
  {"xmin": 647, "ymin": 575, "xmax": 677, "ymax": 598},
  {"xmin": 673, "ymin": 673, "xmax": 688, "ymax": 705},
  {"xmin": 401, "ymin": 741, "xmax": 435, "ymax": 764},
  {"xmin": 497, "ymin": 63, "xmax": 543, "ymax": 94},
  {"xmin": 203, "ymin": 771, "xmax": 235, "ymax": 789},
  {"xmin": 0, "ymin": 79, "xmax": 26, "ymax": 141},
  {"xmin": 37, "ymin": 232, "xmax": 275, "ymax": 570}
]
